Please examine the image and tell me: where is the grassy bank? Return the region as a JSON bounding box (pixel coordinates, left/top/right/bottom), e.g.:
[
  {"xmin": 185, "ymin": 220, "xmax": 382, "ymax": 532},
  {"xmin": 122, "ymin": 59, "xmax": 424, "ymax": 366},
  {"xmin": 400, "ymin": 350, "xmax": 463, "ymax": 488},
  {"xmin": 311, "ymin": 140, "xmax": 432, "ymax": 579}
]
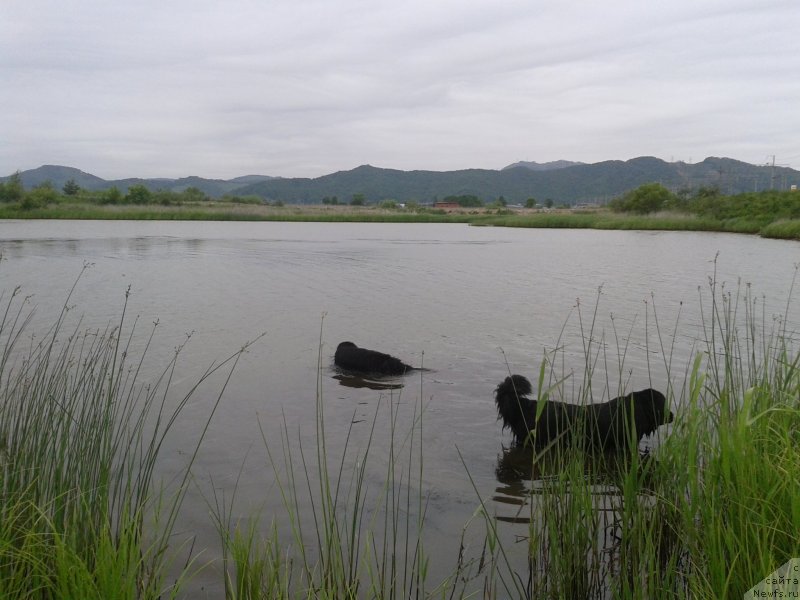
[
  {"xmin": 3, "ymin": 179, "xmax": 800, "ymax": 239},
  {"xmin": 0, "ymin": 202, "xmax": 471, "ymax": 223},
  {"xmin": 474, "ymin": 209, "xmax": 799, "ymax": 237},
  {"xmin": 4, "ymin": 200, "xmax": 800, "ymax": 240},
  {"xmin": 1, "ymin": 267, "xmax": 798, "ymax": 598}
]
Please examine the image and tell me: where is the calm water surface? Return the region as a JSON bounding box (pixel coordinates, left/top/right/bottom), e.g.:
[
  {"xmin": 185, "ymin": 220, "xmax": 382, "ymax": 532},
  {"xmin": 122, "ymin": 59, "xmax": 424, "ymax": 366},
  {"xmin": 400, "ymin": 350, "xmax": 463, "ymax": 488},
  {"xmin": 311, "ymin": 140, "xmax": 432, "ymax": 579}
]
[{"xmin": 1, "ymin": 220, "xmax": 798, "ymax": 596}]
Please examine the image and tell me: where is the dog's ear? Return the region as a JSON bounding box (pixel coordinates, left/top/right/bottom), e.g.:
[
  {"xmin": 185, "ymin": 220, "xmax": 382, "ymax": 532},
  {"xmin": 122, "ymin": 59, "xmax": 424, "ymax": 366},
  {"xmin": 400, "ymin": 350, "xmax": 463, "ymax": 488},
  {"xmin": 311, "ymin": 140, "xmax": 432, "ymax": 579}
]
[{"xmin": 509, "ymin": 374, "xmax": 532, "ymax": 397}]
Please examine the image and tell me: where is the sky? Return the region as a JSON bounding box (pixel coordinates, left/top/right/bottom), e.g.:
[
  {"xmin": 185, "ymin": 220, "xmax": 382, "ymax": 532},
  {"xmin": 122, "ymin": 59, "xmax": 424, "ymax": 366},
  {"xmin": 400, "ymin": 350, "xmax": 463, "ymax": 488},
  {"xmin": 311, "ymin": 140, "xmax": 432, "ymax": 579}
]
[{"xmin": 2, "ymin": 0, "xmax": 799, "ymax": 180}]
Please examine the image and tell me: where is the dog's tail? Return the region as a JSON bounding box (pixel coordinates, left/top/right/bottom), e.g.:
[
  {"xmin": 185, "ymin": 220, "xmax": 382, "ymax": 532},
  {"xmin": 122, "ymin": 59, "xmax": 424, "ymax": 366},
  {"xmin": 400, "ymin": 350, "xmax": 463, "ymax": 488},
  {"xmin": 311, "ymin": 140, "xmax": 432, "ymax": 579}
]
[{"xmin": 494, "ymin": 375, "xmax": 533, "ymax": 440}]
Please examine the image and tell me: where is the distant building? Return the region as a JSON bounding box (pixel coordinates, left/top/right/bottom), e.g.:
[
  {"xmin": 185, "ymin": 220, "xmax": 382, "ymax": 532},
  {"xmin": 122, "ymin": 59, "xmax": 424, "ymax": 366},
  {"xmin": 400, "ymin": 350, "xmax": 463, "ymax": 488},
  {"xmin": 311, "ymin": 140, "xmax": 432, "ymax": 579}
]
[{"xmin": 433, "ymin": 201, "xmax": 461, "ymax": 209}]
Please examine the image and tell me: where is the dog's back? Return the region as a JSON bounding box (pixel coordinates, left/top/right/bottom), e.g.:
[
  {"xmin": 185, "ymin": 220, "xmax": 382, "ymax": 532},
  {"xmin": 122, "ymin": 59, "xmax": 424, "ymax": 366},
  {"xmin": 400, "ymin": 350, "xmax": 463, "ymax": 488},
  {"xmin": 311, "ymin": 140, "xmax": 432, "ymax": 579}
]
[
  {"xmin": 334, "ymin": 342, "xmax": 413, "ymax": 376},
  {"xmin": 496, "ymin": 375, "xmax": 672, "ymax": 450},
  {"xmin": 589, "ymin": 388, "xmax": 673, "ymax": 450}
]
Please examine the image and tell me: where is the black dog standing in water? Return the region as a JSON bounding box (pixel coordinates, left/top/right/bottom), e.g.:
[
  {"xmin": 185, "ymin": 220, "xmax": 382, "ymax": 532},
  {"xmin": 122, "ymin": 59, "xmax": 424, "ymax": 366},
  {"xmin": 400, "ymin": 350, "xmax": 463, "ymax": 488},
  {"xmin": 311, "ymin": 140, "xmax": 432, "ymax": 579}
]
[
  {"xmin": 494, "ymin": 374, "xmax": 673, "ymax": 450},
  {"xmin": 334, "ymin": 342, "xmax": 416, "ymax": 376}
]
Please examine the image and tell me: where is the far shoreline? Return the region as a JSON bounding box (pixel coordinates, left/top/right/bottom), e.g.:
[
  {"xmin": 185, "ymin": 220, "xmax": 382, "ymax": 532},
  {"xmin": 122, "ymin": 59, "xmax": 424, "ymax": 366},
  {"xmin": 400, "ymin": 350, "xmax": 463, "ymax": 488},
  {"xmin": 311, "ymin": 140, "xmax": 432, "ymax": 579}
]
[{"xmin": 2, "ymin": 202, "xmax": 799, "ymax": 241}]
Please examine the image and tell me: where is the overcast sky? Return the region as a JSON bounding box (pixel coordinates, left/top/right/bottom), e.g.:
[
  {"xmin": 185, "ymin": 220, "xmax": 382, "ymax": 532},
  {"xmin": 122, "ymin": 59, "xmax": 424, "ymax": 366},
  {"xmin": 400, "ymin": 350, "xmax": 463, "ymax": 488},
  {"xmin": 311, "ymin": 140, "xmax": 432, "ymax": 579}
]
[{"xmin": 2, "ymin": 0, "xmax": 799, "ymax": 180}]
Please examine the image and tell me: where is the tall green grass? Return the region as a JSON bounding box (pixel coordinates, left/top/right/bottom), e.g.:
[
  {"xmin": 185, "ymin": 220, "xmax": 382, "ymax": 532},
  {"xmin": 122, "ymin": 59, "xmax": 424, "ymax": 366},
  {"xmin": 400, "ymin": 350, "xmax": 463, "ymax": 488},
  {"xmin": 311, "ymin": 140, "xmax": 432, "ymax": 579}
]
[
  {"xmin": 476, "ymin": 210, "xmax": 765, "ymax": 234},
  {"xmin": 0, "ymin": 203, "xmax": 470, "ymax": 223},
  {"xmin": 0, "ymin": 267, "xmax": 256, "ymax": 599},
  {"xmin": 476, "ymin": 262, "xmax": 800, "ymax": 598},
  {"xmin": 760, "ymin": 218, "xmax": 800, "ymax": 240}
]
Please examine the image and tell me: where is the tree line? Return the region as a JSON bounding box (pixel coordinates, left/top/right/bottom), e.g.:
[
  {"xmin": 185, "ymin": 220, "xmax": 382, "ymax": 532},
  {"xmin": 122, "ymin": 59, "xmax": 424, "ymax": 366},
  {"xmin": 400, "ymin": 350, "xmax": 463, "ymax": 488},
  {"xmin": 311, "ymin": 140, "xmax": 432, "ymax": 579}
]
[
  {"xmin": 4, "ymin": 171, "xmax": 798, "ymax": 221},
  {"xmin": 609, "ymin": 182, "xmax": 800, "ymax": 222},
  {"xmin": 0, "ymin": 173, "xmax": 269, "ymax": 209}
]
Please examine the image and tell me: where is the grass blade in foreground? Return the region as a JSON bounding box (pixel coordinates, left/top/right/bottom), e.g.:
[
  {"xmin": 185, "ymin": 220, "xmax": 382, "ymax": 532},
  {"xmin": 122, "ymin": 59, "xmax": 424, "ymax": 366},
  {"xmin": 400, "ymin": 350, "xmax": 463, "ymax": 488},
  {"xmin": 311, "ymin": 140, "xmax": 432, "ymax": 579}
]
[{"xmin": 0, "ymin": 271, "xmax": 259, "ymax": 599}]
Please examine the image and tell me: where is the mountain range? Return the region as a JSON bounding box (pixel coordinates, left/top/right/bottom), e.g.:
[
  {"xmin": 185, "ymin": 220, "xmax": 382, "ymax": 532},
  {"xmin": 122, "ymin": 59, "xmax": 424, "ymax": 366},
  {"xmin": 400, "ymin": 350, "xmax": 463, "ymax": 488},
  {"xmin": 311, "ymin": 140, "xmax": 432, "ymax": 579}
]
[{"xmin": 4, "ymin": 157, "xmax": 798, "ymax": 205}]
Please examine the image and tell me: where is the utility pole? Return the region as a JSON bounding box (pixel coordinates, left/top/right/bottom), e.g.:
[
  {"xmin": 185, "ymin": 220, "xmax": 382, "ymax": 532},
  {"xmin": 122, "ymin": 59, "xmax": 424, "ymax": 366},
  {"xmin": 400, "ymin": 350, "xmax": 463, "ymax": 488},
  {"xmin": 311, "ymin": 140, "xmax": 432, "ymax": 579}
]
[
  {"xmin": 769, "ymin": 155, "xmax": 776, "ymax": 190},
  {"xmin": 767, "ymin": 156, "xmax": 791, "ymax": 190}
]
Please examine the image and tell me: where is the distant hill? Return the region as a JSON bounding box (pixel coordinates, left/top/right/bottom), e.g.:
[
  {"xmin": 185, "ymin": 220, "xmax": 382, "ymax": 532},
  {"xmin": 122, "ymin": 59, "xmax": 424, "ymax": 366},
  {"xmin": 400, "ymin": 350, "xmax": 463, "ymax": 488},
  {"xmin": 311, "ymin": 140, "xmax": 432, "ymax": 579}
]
[
  {"xmin": 2, "ymin": 165, "xmax": 276, "ymax": 198},
  {"xmin": 502, "ymin": 160, "xmax": 584, "ymax": 171},
  {"xmin": 3, "ymin": 157, "xmax": 798, "ymax": 205},
  {"xmin": 234, "ymin": 157, "xmax": 799, "ymax": 204},
  {"xmin": 228, "ymin": 174, "xmax": 276, "ymax": 185},
  {"xmin": 15, "ymin": 165, "xmax": 108, "ymax": 190}
]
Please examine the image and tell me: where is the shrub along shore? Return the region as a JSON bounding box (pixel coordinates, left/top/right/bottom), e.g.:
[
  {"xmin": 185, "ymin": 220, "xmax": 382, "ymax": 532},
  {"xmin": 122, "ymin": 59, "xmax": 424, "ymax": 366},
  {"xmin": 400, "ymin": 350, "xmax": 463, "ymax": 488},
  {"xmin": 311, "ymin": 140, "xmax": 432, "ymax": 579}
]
[{"xmin": 1, "ymin": 176, "xmax": 800, "ymax": 240}]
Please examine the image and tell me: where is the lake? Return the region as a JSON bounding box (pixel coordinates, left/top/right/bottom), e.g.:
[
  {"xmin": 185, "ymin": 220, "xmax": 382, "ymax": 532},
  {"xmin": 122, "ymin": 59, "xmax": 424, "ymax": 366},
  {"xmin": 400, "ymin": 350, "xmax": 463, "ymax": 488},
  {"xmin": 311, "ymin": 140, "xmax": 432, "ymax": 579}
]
[{"xmin": 1, "ymin": 220, "xmax": 798, "ymax": 596}]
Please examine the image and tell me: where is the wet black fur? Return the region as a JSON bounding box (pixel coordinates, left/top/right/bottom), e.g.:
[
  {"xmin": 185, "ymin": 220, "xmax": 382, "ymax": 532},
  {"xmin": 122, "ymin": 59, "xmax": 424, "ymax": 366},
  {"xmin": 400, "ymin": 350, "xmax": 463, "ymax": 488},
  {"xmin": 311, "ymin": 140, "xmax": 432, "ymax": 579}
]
[
  {"xmin": 494, "ymin": 374, "xmax": 673, "ymax": 450},
  {"xmin": 334, "ymin": 341, "xmax": 415, "ymax": 376}
]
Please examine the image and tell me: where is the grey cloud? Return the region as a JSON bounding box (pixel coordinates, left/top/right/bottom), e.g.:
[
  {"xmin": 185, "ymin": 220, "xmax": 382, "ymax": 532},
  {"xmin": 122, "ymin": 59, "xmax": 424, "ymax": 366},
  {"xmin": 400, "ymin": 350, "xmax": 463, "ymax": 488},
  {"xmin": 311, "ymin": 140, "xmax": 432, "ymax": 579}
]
[{"xmin": 1, "ymin": 0, "xmax": 799, "ymax": 178}]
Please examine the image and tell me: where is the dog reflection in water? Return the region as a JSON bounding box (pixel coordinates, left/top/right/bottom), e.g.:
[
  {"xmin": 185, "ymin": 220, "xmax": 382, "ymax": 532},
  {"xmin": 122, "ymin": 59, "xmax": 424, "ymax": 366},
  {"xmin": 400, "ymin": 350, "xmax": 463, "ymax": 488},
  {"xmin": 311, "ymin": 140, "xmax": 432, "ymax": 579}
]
[
  {"xmin": 333, "ymin": 374, "xmax": 404, "ymax": 391},
  {"xmin": 493, "ymin": 442, "xmax": 665, "ymax": 525}
]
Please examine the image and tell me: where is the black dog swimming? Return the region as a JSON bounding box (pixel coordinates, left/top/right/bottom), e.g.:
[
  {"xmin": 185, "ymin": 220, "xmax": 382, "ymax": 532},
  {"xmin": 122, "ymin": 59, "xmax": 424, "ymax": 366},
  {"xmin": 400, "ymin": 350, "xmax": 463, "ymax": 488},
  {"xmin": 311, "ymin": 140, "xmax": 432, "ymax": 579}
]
[
  {"xmin": 494, "ymin": 374, "xmax": 673, "ymax": 450},
  {"xmin": 334, "ymin": 341, "xmax": 416, "ymax": 376}
]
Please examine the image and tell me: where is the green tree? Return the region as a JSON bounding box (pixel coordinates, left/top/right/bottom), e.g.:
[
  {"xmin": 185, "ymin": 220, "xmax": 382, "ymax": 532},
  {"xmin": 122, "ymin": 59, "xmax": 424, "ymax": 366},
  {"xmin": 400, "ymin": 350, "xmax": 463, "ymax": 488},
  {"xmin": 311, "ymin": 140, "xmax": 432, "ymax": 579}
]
[
  {"xmin": 0, "ymin": 171, "xmax": 24, "ymax": 203},
  {"xmin": 125, "ymin": 184, "xmax": 152, "ymax": 204},
  {"xmin": 21, "ymin": 183, "xmax": 59, "ymax": 209},
  {"xmin": 62, "ymin": 178, "xmax": 81, "ymax": 196},
  {"xmin": 152, "ymin": 190, "xmax": 179, "ymax": 205},
  {"xmin": 525, "ymin": 197, "xmax": 536, "ymax": 208},
  {"xmin": 182, "ymin": 186, "xmax": 206, "ymax": 202},
  {"xmin": 350, "ymin": 193, "xmax": 365, "ymax": 206},
  {"xmin": 609, "ymin": 183, "xmax": 675, "ymax": 214},
  {"xmin": 544, "ymin": 198, "xmax": 554, "ymax": 208},
  {"xmin": 101, "ymin": 186, "xmax": 123, "ymax": 205}
]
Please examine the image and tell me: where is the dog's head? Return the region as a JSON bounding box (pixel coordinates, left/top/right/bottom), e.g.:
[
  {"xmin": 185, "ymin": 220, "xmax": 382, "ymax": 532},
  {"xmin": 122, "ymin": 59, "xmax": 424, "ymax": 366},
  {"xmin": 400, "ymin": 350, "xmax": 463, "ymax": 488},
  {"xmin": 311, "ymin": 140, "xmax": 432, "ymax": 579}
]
[
  {"xmin": 503, "ymin": 374, "xmax": 532, "ymax": 397},
  {"xmin": 632, "ymin": 388, "xmax": 673, "ymax": 436},
  {"xmin": 494, "ymin": 375, "xmax": 534, "ymax": 440},
  {"xmin": 336, "ymin": 341, "xmax": 357, "ymax": 352}
]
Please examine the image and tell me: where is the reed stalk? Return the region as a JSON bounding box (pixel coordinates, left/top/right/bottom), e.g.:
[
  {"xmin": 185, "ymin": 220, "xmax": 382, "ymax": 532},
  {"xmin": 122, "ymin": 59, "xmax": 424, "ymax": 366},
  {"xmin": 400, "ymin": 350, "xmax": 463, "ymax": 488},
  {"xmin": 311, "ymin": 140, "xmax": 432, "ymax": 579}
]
[{"xmin": 0, "ymin": 266, "xmax": 256, "ymax": 599}]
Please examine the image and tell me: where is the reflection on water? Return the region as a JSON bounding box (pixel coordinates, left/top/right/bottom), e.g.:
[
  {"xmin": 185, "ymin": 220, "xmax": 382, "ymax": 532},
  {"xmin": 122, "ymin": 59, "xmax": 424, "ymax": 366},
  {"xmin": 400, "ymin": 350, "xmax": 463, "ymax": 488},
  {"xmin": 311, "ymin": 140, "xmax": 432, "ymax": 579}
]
[
  {"xmin": 493, "ymin": 444, "xmax": 661, "ymax": 523},
  {"xmin": 491, "ymin": 443, "xmax": 681, "ymax": 597},
  {"xmin": 332, "ymin": 372, "xmax": 405, "ymax": 391}
]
